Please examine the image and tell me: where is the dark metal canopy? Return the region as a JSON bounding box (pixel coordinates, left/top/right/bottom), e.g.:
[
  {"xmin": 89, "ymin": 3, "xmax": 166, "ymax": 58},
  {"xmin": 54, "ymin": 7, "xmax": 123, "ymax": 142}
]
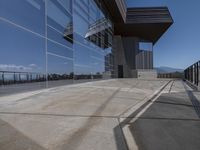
[
  {"xmin": 115, "ymin": 7, "xmax": 173, "ymax": 44},
  {"xmin": 97, "ymin": 0, "xmax": 173, "ymax": 44},
  {"xmin": 95, "ymin": 0, "xmax": 126, "ymax": 23}
]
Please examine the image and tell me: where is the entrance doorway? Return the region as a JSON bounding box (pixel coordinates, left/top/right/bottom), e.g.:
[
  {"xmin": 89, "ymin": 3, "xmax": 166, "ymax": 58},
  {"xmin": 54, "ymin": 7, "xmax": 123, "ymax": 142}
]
[{"xmin": 118, "ymin": 65, "xmax": 124, "ymax": 78}]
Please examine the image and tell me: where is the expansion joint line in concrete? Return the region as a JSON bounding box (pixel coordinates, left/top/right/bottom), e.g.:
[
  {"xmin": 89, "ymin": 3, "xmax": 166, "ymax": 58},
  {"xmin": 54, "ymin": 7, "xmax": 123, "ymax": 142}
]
[
  {"xmin": 169, "ymin": 80, "xmax": 174, "ymax": 93},
  {"xmin": 118, "ymin": 80, "xmax": 172, "ymax": 118},
  {"xmin": 0, "ymin": 112, "xmax": 119, "ymax": 119},
  {"xmin": 119, "ymin": 116, "xmax": 200, "ymax": 122},
  {"xmin": 118, "ymin": 80, "xmax": 172, "ymax": 150},
  {"xmin": 117, "ymin": 81, "xmax": 143, "ymax": 117}
]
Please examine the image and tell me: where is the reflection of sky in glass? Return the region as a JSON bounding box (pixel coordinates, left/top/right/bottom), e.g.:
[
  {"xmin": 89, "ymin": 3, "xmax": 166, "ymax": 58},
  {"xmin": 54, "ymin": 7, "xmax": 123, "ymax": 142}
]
[
  {"xmin": 73, "ymin": 0, "xmax": 113, "ymax": 76},
  {"xmin": 0, "ymin": 0, "xmax": 46, "ymax": 73},
  {"xmin": 0, "ymin": 0, "xmax": 45, "ymax": 35},
  {"xmin": 0, "ymin": 19, "xmax": 45, "ymax": 73},
  {"xmin": 139, "ymin": 42, "xmax": 153, "ymax": 51},
  {"xmin": 26, "ymin": 0, "xmax": 41, "ymax": 10},
  {"xmin": 47, "ymin": 54, "xmax": 73, "ymax": 74},
  {"xmin": 57, "ymin": 0, "xmax": 72, "ymax": 13},
  {"xmin": 0, "ymin": 0, "xmax": 113, "ymax": 77},
  {"xmin": 47, "ymin": 0, "xmax": 71, "ymax": 28}
]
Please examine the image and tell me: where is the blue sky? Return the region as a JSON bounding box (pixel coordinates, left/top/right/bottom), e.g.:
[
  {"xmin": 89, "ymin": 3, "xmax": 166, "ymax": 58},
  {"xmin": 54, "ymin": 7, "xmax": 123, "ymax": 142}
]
[
  {"xmin": 126, "ymin": 0, "xmax": 200, "ymax": 69},
  {"xmin": 1, "ymin": 0, "xmax": 199, "ymax": 73}
]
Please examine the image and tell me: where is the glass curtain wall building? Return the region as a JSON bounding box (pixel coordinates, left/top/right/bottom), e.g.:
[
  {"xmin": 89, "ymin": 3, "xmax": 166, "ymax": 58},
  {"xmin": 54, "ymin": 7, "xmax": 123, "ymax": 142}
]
[
  {"xmin": 0, "ymin": 0, "xmax": 173, "ymax": 94},
  {"xmin": 0, "ymin": 0, "xmax": 114, "ymax": 89}
]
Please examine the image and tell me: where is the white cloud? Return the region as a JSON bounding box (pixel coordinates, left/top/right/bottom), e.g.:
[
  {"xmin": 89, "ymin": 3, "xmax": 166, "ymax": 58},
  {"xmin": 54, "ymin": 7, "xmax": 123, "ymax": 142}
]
[
  {"xmin": 74, "ymin": 64, "xmax": 91, "ymax": 68},
  {"xmin": 29, "ymin": 64, "xmax": 37, "ymax": 67},
  {"xmin": 0, "ymin": 64, "xmax": 32, "ymax": 72}
]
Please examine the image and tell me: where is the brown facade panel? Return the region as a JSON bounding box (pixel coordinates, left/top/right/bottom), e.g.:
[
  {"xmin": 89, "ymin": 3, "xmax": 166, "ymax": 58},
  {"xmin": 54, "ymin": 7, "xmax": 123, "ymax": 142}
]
[
  {"xmin": 126, "ymin": 7, "xmax": 173, "ymax": 24},
  {"xmin": 99, "ymin": 0, "xmax": 173, "ymax": 44}
]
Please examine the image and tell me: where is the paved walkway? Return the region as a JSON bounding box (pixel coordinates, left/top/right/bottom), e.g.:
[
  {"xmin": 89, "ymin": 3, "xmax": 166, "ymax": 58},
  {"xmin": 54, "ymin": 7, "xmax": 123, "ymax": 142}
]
[
  {"xmin": 122, "ymin": 80, "xmax": 200, "ymax": 150},
  {"xmin": 0, "ymin": 79, "xmax": 199, "ymax": 150}
]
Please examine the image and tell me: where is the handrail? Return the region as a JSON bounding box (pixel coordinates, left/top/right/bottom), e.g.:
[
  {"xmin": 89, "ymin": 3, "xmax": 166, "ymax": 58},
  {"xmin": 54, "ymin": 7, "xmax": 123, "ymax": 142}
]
[
  {"xmin": 184, "ymin": 61, "xmax": 200, "ymax": 86},
  {"xmin": 0, "ymin": 70, "xmax": 43, "ymax": 74},
  {"xmin": 0, "ymin": 71, "xmax": 46, "ymax": 85}
]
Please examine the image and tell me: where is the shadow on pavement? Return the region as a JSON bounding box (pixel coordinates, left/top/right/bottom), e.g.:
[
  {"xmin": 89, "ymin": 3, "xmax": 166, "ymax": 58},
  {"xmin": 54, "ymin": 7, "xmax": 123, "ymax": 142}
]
[
  {"xmin": 0, "ymin": 88, "xmax": 128, "ymax": 150},
  {"xmin": 115, "ymin": 81, "xmax": 200, "ymax": 150},
  {"xmin": 0, "ymin": 118, "xmax": 47, "ymax": 150},
  {"xmin": 183, "ymin": 82, "xmax": 200, "ymax": 118},
  {"xmin": 56, "ymin": 88, "xmax": 128, "ymax": 150},
  {"xmin": 114, "ymin": 124, "xmax": 129, "ymax": 150}
]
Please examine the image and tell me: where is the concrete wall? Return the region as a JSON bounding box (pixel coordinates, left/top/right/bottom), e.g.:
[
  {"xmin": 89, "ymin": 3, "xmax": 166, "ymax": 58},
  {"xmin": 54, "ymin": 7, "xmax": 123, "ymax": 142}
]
[
  {"xmin": 113, "ymin": 35, "xmax": 156, "ymax": 78},
  {"xmin": 113, "ymin": 36, "xmax": 139, "ymax": 78},
  {"xmin": 121, "ymin": 37, "xmax": 139, "ymax": 70},
  {"xmin": 137, "ymin": 70, "xmax": 157, "ymax": 79}
]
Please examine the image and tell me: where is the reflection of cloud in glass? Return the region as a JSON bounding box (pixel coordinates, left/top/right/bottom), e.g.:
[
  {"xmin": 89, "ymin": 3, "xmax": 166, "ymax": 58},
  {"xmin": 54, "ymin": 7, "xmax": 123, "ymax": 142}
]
[
  {"xmin": 0, "ymin": 64, "xmax": 32, "ymax": 72},
  {"xmin": 0, "ymin": 64, "xmax": 41, "ymax": 72},
  {"xmin": 74, "ymin": 64, "xmax": 91, "ymax": 68},
  {"xmin": 29, "ymin": 63, "xmax": 37, "ymax": 67}
]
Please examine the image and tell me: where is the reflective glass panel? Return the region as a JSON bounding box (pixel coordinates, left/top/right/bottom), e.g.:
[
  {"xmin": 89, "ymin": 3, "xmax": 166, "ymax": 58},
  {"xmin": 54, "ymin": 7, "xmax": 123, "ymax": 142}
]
[{"xmin": 0, "ymin": 0, "xmax": 45, "ymax": 35}]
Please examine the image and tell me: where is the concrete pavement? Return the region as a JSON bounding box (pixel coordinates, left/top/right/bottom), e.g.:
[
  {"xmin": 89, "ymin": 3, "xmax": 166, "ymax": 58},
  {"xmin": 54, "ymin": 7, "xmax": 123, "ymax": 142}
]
[
  {"xmin": 123, "ymin": 80, "xmax": 200, "ymax": 150},
  {"xmin": 0, "ymin": 79, "xmax": 200, "ymax": 150}
]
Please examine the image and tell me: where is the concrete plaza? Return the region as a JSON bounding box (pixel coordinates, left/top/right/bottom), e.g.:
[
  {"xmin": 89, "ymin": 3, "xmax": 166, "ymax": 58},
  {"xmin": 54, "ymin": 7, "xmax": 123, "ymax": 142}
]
[{"xmin": 0, "ymin": 79, "xmax": 200, "ymax": 150}]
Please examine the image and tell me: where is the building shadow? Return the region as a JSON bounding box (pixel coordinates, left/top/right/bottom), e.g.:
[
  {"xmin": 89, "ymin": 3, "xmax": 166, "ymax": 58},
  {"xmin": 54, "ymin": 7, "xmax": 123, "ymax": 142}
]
[
  {"xmin": 0, "ymin": 118, "xmax": 47, "ymax": 150},
  {"xmin": 183, "ymin": 81, "xmax": 200, "ymax": 118},
  {"xmin": 114, "ymin": 81, "xmax": 200, "ymax": 150}
]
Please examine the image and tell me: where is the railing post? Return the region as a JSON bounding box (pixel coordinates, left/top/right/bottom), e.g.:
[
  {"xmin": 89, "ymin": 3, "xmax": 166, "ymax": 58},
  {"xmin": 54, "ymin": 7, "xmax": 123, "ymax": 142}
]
[
  {"xmin": 198, "ymin": 61, "xmax": 200, "ymax": 86},
  {"xmin": 195, "ymin": 64, "xmax": 196, "ymax": 84},
  {"xmin": 26, "ymin": 73, "xmax": 28, "ymax": 82},
  {"xmin": 30, "ymin": 74, "xmax": 32, "ymax": 82},
  {"xmin": 14, "ymin": 72, "xmax": 16, "ymax": 84},
  {"xmin": 2, "ymin": 72, "xmax": 4, "ymax": 85},
  {"xmin": 196, "ymin": 63, "xmax": 198, "ymax": 86},
  {"xmin": 191, "ymin": 66, "xmax": 192, "ymax": 83},
  {"xmin": 19, "ymin": 73, "xmax": 21, "ymax": 83}
]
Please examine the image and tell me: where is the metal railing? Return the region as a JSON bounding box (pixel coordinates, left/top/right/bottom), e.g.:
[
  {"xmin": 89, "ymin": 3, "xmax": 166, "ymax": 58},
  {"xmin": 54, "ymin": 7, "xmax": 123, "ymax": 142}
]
[
  {"xmin": 0, "ymin": 71, "xmax": 111, "ymax": 86},
  {"xmin": 0, "ymin": 71, "xmax": 46, "ymax": 85},
  {"xmin": 158, "ymin": 72, "xmax": 183, "ymax": 79},
  {"xmin": 184, "ymin": 61, "xmax": 200, "ymax": 86}
]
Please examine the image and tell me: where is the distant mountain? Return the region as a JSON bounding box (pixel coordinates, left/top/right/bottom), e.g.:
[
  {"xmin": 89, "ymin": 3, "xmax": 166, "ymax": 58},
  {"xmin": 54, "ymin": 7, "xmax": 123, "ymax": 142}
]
[{"xmin": 155, "ymin": 66, "xmax": 184, "ymax": 73}]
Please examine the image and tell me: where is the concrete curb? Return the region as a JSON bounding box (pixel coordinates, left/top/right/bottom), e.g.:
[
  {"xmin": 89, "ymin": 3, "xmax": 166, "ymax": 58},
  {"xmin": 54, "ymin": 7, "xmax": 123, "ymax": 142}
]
[
  {"xmin": 119, "ymin": 80, "xmax": 172, "ymax": 118},
  {"xmin": 184, "ymin": 80, "xmax": 200, "ymax": 91},
  {"xmin": 120, "ymin": 80, "xmax": 172, "ymax": 150}
]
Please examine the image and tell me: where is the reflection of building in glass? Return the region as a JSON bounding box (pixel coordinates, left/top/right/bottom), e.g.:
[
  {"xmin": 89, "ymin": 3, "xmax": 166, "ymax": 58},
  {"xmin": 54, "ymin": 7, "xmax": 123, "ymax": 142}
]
[
  {"xmin": 0, "ymin": 0, "xmax": 173, "ymax": 93},
  {"xmin": 136, "ymin": 42, "xmax": 153, "ymax": 70},
  {"xmin": 63, "ymin": 22, "xmax": 73, "ymax": 43},
  {"xmin": 136, "ymin": 50, "xmax": 153, "ymax": 69},
  {"xmin": 136, "ymin": 41, "xmax": 153, "ymax": 70},
  {"xmin": 85, "ymin": 17, "xmax": 112, "ymax": 49},
  {"xmin": 105, "ymin": 53, "xmax": 114, "ymax": 73}
]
